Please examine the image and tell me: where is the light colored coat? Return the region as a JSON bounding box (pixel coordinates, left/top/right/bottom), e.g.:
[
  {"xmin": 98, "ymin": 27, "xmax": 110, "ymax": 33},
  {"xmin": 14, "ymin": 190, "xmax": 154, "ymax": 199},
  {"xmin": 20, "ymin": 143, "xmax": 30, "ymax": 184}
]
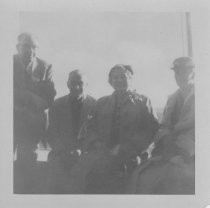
[
  {"xmin": 162, "ymin": 84, "xmax": 195, "ymax": 156},
  {"xmin": 128, "ymin": 84, "xmax": 195, "ymax": 194}
]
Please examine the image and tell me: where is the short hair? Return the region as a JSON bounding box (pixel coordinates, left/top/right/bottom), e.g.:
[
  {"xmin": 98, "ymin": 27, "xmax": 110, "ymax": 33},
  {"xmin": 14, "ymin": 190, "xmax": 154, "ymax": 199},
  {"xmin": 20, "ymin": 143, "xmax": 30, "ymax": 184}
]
[
  {"xmin": 68, "ymin": 69, "xmax": 83, "ymax": 78},
  {"xmin": 108, "ymin": 64, "xmax": 133, "ymax": 83},
  {"xmin": 68, "ymin": 69, "xmax": 87, "ymax": 84},
  {"xmin": 17, "ymin": 32, "xmax": 38, "ymax": 47}
]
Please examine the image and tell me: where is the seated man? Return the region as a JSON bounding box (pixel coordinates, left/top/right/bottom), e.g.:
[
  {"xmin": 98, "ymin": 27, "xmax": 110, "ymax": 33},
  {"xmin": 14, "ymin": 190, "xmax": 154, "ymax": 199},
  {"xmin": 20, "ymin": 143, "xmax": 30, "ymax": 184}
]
[
  {"xmin": 128, "ymin": 57, "xmax": 195, "ymax": 194},
  {"xmin": 67, "ymin": 64, "xmax": 159, "ymax": 194},
  {"xmin": 47, "ymin": 70, "xmax": 96, "ymax": 194}
]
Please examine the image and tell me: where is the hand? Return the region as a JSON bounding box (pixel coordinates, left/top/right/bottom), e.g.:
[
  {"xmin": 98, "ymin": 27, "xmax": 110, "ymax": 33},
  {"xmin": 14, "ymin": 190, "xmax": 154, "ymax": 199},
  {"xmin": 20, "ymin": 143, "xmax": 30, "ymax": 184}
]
[
  {"xmin": 142, "ymin": 142, "xmax": 155, "ymax": 159},
  {"xmin": 154, "ymin": 128, "xmax": 172, "ymax": 143}
]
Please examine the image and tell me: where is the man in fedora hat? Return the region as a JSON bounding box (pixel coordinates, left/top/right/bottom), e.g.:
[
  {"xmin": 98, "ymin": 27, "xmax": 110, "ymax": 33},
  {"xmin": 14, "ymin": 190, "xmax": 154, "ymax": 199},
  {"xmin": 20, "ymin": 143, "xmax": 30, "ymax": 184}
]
[{"xmin": 129, "ymin": 57, "xmax": 195, "ymax": 194}]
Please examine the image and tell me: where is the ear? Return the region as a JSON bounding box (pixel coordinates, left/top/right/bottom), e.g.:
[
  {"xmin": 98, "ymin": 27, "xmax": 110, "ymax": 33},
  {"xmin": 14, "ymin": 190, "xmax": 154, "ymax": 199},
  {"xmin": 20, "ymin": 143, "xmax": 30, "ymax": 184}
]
[
  {"xmin": 67, "ymin": 79, "xmax": 71, "ymax": 90},
  {"xmin": 190, "ymin": 71, "xmax": 195, "ymax": 79},
  {"xmin": 108, "ymin": 78, "xmax": 112, "ymax": 87}
]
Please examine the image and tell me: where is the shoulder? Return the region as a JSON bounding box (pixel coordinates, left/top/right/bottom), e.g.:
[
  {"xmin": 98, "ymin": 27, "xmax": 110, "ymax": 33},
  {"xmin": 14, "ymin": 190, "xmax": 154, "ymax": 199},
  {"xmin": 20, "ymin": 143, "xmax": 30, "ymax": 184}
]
[
  {"xmin": 129, "ymin": 90, "xmax": 149, "ymax": 103},
  {"xmin": 13, "ymin": 54, "xmax": 22, "ymax": 72},
  {"xmin": 97, "ymin": 95, "xmax": 111, "ymax": 105},
  {"xmin": 36, "ymin": 57, "xmax": 51, "ymax": 71},
  {"xmin": 53, "ymin": 95, "xmax": 69, "ymax": 108},
  {"xmin": 13, "ymin": 54, "xmax": 22, "ymax": 68},
  {"xmin": 167, "ymin": 89, "xmax": 180, "ymax": 103},
  {"xmin": 85, "ymin": 95, "xmax": 97, "ymax": 103},
  {"xmin": 84, "ymin": 95, "xmax": 97, "ymax": 108},
  {"xmin": 13, "ymin": 54, "xmax": 19, "ymax": 62}
]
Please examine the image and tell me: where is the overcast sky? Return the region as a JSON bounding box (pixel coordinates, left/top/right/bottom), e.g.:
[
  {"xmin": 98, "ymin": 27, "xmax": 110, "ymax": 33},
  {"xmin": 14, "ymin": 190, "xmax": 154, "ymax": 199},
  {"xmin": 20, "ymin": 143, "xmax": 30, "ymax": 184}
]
[{"xmin": 18, "ymin": 12, "xmax": 187, "ymax": 108}]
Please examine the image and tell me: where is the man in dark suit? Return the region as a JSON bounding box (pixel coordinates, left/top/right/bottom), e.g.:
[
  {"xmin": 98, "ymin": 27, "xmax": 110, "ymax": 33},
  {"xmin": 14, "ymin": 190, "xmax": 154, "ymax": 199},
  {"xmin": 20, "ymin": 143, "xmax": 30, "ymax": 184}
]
[
  {"xmin": 13, "ymin": 32, "xmax": 56, "ymax": 193},
  {"xmin": 47, "ymin": 70, "xmax": 96, "ymax": 193}
]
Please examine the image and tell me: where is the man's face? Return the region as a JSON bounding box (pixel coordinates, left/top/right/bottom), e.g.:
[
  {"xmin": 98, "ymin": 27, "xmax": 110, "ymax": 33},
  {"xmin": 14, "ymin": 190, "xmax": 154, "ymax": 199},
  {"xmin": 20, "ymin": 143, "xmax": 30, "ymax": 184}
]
[
  {"xmin": 17, "ymin": 43, "xmax": 36, "ymax": 63},
  {"xmin": 109, "ymin": 68, "xmax": 131, "ymax": 91},
  {"xmin": 174, "ymin": 67, "xmax": 193, "ymax": 89},
  {"xmin": 68, "ymin": 74, "xmax": 86, "ymax": 98}
]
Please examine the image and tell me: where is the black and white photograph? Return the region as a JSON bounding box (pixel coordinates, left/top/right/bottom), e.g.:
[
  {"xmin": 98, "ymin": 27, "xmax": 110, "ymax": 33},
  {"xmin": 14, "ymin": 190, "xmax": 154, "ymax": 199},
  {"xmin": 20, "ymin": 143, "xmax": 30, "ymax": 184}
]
[{"xmin": 1, "ymin": 0, "xmax": 210, "ymax": 207}]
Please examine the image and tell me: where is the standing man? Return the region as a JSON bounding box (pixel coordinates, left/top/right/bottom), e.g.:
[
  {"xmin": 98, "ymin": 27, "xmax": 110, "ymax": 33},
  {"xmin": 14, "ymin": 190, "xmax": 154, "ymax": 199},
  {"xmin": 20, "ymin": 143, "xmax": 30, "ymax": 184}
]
[
  {"xmin": 13, "ymin": 32, "xmax": 56, "ymax": 193},
  {"xmin": 131, "ymin": 57, "xmax": 195, "ymax": 194},
  {"xmin": 47, "ymin": 70, "xmax": 96, "ymax": 194}
]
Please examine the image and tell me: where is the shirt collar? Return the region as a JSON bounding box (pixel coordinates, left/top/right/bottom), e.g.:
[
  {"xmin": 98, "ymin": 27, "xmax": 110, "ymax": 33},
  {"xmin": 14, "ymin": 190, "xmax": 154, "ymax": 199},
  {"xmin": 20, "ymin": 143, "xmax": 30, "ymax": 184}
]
[{"xmin": 68, "ymin": 93, "xmax": 86, "ymax": 103}]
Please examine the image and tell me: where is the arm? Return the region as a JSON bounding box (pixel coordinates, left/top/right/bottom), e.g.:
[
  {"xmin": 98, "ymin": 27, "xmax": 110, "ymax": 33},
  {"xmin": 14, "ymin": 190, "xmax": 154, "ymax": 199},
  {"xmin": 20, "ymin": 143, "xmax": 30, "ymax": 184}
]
[
  {"xmin": 47, "ymin": 105, "xmax": 65, "ymax": 154},
  {"xmin": 40, "ymin": 65, "xmax": 56, "ymax": 107},
  {"xmin": 173, "ymin": 115, "xmax": 195, "ymax": 134},
  {"xmin": 144, "ymin": 97, "xmax": 160, "ymax": 140},
  {"xmin": 14, "ymin": 88, "xmax": 32, "ymax": 106},
  {"xmin": 14, "ymin": 88, "xmax": 48, "ymax": 111},
  {"xmin": 153, "ymin": 94, "xmax": 177, "ymax": 144},
  {"xmin": 134, "ymin": 97, "xmax": 159, "ymax": 152},
  {"xmin": 118, "ymin": 97, "xmax": 159, "ymax": 158}
]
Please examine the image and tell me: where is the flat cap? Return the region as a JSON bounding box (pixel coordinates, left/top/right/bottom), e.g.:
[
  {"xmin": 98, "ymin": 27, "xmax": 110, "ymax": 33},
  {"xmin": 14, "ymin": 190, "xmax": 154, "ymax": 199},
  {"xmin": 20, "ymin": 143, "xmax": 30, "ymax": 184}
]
[{"xmin": 171, "ymin": 57, "xmax": 195, "ymax": 70}]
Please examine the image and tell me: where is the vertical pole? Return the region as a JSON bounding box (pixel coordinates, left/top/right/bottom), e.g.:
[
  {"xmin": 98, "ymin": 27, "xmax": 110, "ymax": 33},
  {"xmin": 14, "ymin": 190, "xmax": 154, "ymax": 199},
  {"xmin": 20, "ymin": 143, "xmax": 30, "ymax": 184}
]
[{"xmin": 186, "ymin": 12, "xmax": 193, "ymax": 57}]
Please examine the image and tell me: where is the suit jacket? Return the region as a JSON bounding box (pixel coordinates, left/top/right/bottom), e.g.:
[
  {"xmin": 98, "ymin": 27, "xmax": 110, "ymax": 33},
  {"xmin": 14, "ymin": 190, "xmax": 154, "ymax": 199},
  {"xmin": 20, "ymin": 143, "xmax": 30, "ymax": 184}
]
[
  {"xmin": 13, "ymin": 54, "xmax": 56, "ymax": 145},
  {"xmin": 94, "ymin": 90, "xmax": 159, "ymax": 158},
  {"xmin": 48, "ymin": 94, "xmax": 96, "ymax": 153},
  {"xmin": 161, "ymin": 84, "xmax": 195, "ymax": 157}
]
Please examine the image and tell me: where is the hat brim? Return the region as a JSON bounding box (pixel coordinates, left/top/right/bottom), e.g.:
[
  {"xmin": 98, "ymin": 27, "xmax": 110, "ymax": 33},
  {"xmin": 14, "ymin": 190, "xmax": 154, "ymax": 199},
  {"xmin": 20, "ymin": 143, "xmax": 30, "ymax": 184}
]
[{"xmin": 170, "ymin": 65, "xmax": 194, "ymax": 70}]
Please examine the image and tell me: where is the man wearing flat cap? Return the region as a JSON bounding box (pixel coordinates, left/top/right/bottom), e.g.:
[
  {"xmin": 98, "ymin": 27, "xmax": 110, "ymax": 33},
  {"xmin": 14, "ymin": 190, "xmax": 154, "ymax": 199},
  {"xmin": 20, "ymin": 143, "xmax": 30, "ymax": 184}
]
[
  {"xmin": 129, "ymin": 57, "xmax": 195, "ymax": 194},
  {"xmin": 13, "ymin": 32, "xmax": 56, "ymax": 193}
]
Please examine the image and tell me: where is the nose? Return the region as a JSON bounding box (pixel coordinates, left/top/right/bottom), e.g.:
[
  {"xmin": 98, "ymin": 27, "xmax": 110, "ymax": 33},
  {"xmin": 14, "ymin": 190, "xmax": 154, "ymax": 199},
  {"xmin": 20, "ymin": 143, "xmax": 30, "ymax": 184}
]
[
  {"xmin": 116, "ymin": 77, "xmax": 124, "ymax": 82},
  {"xmin": 75, "ymin": 85, "xmax": 80, "ymax": 90},
  {"xmin": 25, "ymin": 47, "xmax": 34, "ymax": 57},
  {"xmin": 72, "ymin": 85, "xmax": 82, "ymax": 91}
]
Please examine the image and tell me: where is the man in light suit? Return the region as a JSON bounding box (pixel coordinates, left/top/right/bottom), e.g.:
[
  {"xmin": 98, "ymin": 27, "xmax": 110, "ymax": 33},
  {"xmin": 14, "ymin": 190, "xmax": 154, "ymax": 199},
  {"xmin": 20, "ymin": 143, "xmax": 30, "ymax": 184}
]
[{"xmin": 130, "ymin": 57, "xmax": 195, "ymax": 194}]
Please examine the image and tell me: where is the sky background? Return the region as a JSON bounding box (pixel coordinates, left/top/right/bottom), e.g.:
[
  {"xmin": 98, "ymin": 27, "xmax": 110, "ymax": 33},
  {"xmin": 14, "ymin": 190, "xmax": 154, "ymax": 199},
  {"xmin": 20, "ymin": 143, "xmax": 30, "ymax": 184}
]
[
  {"xmin": 18, "ymin": 12, "xmax": 188, "ymax": 109},
  {"xmin": 1, "ymin": 2, "xmax": 209, "ymax": 207}
]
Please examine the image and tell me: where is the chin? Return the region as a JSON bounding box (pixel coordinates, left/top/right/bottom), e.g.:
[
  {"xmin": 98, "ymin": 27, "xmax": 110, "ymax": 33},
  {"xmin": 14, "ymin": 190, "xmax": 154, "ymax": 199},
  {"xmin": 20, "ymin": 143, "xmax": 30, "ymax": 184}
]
[{"xmin": 115, "ymin": 88, "xmax": 127, "ymax": 92}]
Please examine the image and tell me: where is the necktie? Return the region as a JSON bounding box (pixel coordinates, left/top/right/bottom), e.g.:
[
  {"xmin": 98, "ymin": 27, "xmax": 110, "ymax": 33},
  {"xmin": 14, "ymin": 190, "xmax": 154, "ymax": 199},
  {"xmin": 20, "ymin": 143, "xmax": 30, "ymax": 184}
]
[{"xmin": 110, "ymin": 96, "xmax": 121, "ymax": 148}]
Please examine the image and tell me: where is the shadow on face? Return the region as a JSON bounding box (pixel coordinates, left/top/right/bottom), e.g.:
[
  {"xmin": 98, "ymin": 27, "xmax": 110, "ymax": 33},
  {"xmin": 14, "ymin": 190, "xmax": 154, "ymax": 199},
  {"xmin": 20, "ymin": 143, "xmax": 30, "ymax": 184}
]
[
  {"xmin": 17, "ymin": 43, "xmax": 36, "ymax": 64},
  {"xmin": 67, "ymin": 71, "xmax": 87, "ymax": 98},
  {"xmin": 109, "ymin": 67, "xmax": 132, "ymax": 92},
  {"xmin": 174, "ymin": 68, "xmax": 194, "ymax": 89}
]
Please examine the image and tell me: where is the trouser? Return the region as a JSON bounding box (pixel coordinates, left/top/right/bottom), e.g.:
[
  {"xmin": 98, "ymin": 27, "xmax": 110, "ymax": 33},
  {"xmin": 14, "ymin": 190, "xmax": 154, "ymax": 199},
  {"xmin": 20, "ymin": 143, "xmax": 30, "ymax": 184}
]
[
  {"xmin": 128, "ymin": 155, "xmax": 195, "ymax": 194},
  {"xmin": 86, "ymin": 155, "xmax": 126, "ymax": 194},
  {"xmin": 46, "ymin": 149, "xmax": 138, "ymax": 194},
  {"xmin": 46, "ymin": 150, "xmax": 80, "ymax": 194},
  {"xmin": 68, "ymin": 150, "xmax": 133, "ymax": 194},
  {"xmin": 14, "ymin": 142, "xmax": 38, "ymax": 194}
]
